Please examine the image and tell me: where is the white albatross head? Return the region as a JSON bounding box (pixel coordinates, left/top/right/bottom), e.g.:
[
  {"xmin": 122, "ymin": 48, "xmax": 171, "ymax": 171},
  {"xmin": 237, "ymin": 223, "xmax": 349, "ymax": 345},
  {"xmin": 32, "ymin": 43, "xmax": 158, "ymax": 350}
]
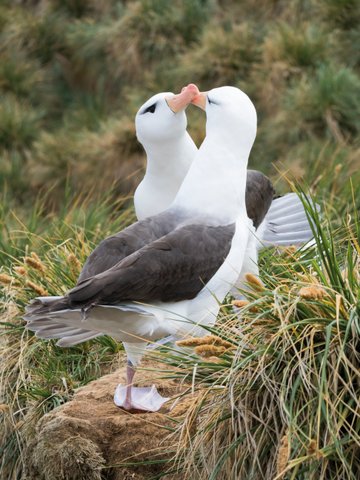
[
  {"xmin": 173, "ymin": 85, "xmax": 257, "ymax": 222},
  {"xmin": 135, "ymin": 84, "xmax": 199, "ymax": 146},
  {"xmin": 134, "ymin": 85, "xmax": 199, "ymax": 220},
  {"xmin": 192, "ymin": 85, "xmax": 257, "ymax": 153}
]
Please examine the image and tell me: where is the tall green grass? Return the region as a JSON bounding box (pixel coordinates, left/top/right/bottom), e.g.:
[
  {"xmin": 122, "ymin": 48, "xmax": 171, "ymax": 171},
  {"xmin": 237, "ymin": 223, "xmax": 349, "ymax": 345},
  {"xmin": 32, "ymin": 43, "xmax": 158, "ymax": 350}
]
[
  {"xmin": 0, "ymin": 191, "xmax": 135, "ymax": 479},
  {"xmin": 152, "ymin": 195, "xmax": 359, "ymax": 479}
]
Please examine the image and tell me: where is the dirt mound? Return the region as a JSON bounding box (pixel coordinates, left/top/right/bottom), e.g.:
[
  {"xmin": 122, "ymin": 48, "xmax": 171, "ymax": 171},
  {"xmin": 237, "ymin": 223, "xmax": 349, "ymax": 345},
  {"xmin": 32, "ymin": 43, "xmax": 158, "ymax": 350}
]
[{"xmin": 24, "ymin": 360, "xmax": 188, "ymax": 480}]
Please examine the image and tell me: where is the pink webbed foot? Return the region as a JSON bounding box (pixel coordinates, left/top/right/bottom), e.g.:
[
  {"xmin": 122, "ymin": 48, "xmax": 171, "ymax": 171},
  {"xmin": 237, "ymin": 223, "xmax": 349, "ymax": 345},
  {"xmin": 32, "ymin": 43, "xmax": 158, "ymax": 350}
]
[{"xmin": 114, "ymin": 384, "xmax": 170, "ymax": 412}]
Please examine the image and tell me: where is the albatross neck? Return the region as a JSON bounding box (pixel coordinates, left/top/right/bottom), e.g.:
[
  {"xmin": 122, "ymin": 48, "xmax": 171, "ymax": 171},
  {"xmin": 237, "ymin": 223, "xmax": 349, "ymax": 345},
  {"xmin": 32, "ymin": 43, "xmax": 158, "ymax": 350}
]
[
  {"xmin": 134, "ymin": 132, "xmax": 197, "ymax": 219},
  {"xmin": 172, "ymin": 135, "xmax": 251, "ymax": 225},
  {"xmin": 143, "ymin": 132, "xmax": 196, "ymax": 181}
]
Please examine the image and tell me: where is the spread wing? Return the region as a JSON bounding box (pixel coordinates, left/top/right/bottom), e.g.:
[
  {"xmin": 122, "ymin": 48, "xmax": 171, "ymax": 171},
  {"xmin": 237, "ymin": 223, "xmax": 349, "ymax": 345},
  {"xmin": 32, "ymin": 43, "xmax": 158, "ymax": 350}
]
[
  {"xmin": 68, "ymin": 222, "xmax": 235, "ymax": 308},
  {"xmin": 246, "ymin": 170, "xmax": 274, "ymax": 229}
]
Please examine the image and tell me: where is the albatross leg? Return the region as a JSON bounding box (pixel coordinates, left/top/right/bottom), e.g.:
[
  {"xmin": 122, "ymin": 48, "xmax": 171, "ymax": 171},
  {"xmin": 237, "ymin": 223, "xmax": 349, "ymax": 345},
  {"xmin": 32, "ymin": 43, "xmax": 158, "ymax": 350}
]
[
  {"xmin": 114, "ymin": 360, "xmax": 170, "ymax": 412},
  {"xmin": 124, "ymin": 360, "xmax": 136, "ymax": 410}
]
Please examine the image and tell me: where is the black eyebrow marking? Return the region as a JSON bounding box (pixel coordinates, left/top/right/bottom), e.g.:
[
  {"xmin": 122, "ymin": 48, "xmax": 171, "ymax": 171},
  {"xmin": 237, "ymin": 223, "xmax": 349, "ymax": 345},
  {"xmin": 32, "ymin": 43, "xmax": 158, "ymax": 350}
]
[
  {"xmin": 207, "ymin": 96, "xmax": 219, "ymax": 105},
  {"xmin": 141, "ymin": 103, "xmax": 157, "ymax": 114}
]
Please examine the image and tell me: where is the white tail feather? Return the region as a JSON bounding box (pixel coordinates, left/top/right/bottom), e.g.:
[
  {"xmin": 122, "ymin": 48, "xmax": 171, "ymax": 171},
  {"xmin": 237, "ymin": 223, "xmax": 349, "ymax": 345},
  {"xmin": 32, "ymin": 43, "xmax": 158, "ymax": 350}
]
[
  {"xmin": 24, "ymin": 298, "xmax": 164, "ymax": 345},
  {"xmin": 36, "ymin": 328, "xmax": 87, "ymax": 340},
  {"xmin": 266, "ymin": 192, "xmax": 298, "ymax": 209},
  {"xmin": 266, "ymin": 210, "xmax": 308, "ymax": 224},
  {"xmin": 268, "ymin": 219, "xmax": 311, "ymax": 234},
  {"xmin": 262, "ymin": 232, "xmax": 313, "ymax": 244},
  {"xmin": 26, "ymin": 316, "xmax": 101, "ymax": 344},
  {"xmin": 266, "ymin": 204, "xmax": 307, "ymax": 221},
  {"xmin": 57, "ymin": 330, "xmax": 102, "ymax": 347}
]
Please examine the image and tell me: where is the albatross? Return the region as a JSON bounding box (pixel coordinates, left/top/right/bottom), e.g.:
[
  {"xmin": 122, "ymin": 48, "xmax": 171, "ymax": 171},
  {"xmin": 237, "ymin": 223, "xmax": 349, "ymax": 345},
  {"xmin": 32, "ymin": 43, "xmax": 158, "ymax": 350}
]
[
  {"xmin": 133, "ymin": 84, "xmax": 315, "ymax": 293},
  {"xmin": 24, "ymin": 85, "xmax": 257, "ymax": 412}
]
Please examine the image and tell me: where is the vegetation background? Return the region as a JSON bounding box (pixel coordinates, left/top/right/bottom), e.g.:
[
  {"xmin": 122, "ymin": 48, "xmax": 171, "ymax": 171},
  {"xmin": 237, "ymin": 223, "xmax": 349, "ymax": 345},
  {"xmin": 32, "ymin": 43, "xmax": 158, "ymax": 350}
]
[{"xmin": 0, "ymin": 0, "xmax": 359, "ymax": 479}]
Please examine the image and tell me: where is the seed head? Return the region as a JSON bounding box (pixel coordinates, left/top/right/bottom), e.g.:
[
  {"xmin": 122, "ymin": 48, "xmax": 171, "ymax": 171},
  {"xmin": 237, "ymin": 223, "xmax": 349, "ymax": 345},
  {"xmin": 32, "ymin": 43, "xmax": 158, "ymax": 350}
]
[
  {"xmin": 307, "ymin": 439, "xmax": 323, "ymax": 460},
  {"xmin": 276, "ymin": 433, "xmax": 289, "ymax": 477},
  {"xmin": 205, "ymin": 335, "xmax": 233, "ymax": 349},
  {"xmin": 299, "ymin": 285, "xmax": 326, "ymax": 300},
  {"xmin": 31, "ymin": 251, "xmax": 42, "ymax": 262},
  {"xmin": 245, "ymin": 273, "xmax": 265, "ymax": 291},
  {"xmin": 232, "ymin": 299, "xmax": 258, "ymax": 312},
  {"xmin": 176, "ymin": 337, "xmax": 209, "ymax": 347},
  {"xmin": 232, "ymin": 300, "xmax": 249, "ymax": 308},
  {"xmin": 195, "ymin": 345, "xmax": 226, "ymax": 358},
  {"xmin": 0, "ymin": 273, "xmax": 13, "ymax": 285},
  {"xmin": 67, "ymin": 253, "xmax": 81, "ymax": 275},
  {"xmin": 26, "ymin": 281, "xmax": 48, "ymax": 296},
  {"xmin": 25, "ymin": 255, "xmax": 45, "ymax": 272},
  {"xmin": 176, "ymin": 335, "xmax": 233, "ymax": 349},
  {"xmin": 207, "ymin": 356, "xmax": 223, "ymax": 364},
  {"xmin": 14, "ymin": 266, "xmax": 26, "ymax": 276}
]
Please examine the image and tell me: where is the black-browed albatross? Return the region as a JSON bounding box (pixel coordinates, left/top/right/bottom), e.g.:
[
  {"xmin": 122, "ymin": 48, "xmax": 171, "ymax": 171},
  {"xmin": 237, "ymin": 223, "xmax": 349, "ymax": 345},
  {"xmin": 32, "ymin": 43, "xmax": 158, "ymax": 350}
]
[{"xmin": 25, "ymin": 86, "xmax": 258, "ymax": 412}]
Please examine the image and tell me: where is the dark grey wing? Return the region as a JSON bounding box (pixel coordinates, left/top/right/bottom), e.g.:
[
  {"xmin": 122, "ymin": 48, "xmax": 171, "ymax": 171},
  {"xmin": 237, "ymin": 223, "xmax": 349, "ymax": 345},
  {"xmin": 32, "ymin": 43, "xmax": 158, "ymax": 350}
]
[
  {"xmin": 79, "ymin": 210, "xmax": 183, "ymax": 281},
  {"xmin": 79, "ymin": 170, "xmax": 273, "ymax": 282},
  {"xmin": 68, "ymin": 222, "xmax": 235, "ymax": 308},
  {"xmin": 245, "ymin": 170, "xmax": 275, "ymax": 229}
]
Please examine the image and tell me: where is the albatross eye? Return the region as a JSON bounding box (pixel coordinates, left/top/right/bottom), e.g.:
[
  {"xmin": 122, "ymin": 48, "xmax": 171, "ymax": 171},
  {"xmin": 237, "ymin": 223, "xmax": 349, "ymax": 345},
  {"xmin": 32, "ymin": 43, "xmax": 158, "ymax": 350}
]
[
  {"xmin": 207, "ymin": 97, "xmax": 218, "ymax": 106},
  {"xmin": 143, "ymin": 103, "xmax": 157, "ymax": 114}
]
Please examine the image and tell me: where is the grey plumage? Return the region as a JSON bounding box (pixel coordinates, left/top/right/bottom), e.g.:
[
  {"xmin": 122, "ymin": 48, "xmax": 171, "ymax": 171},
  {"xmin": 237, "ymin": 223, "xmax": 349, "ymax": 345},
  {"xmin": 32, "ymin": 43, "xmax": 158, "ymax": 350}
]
[
  {"xmin": 79, "ymin": 170, "xmax": 273, "ymax": 282},
  {"xmin": 26, "ymin": 217, "xmax": 235, "ymax": 315},
  {"xmin": 78, "ymin": 210, "xmax": 184, "ymax": 281},
  {"xmin": 245, "ymin": 170, "xmax": 275, "ymax": 229}
]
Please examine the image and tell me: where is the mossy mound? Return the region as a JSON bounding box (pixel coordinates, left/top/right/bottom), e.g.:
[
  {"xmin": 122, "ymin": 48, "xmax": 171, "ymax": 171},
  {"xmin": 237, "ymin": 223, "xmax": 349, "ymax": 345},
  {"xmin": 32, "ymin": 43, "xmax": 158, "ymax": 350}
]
[{"xmin": 23, "ymin": 360, "xmax": 187, "ymax": 480}]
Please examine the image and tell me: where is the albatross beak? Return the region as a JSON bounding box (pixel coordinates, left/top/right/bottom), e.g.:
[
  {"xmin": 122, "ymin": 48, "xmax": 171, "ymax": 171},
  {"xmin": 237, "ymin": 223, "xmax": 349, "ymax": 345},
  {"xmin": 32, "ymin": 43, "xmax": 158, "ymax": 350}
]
[
  {"xmin": 191, "ymin": 91, "xmax": 207, "ymax": 111},
  {"xmin": 166, "ymin": 83, "xmax": 200, "ymax": 113}
]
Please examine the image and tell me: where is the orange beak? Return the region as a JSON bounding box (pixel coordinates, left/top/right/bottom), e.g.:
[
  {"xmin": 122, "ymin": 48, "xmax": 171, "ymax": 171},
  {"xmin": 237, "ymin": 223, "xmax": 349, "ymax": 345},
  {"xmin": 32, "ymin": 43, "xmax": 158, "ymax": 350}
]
[
  {"xmin": 166, "ymin": 83, "xmax": 200, "ymax": 113},
  {"xmin": 191, "ymin": 91, "xmax": 207, "ymax": 110}
]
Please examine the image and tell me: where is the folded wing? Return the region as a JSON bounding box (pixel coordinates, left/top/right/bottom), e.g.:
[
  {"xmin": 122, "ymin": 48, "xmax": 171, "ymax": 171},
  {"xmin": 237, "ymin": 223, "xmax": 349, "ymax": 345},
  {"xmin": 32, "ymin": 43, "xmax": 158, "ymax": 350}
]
[
  {"xmin": 26, "ymin": 221, "xmax": 235, "ymax": 317},
  {"xmin": 79, "ymin": 210, "xmax": 183, "ymax": 281},
  {"xmin": 70, "ymin": 222, "xmax": 235, "ymax": 307}
]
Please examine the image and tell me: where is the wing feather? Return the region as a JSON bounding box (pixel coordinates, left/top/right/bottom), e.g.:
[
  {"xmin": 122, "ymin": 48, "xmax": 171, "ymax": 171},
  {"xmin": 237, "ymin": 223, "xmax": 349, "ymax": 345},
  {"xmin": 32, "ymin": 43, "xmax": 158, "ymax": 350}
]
[
  {"xmin": 78, "ymin": 210, "xmax": 183, "ymax": 281},
  {"xmin": 246, "ymin": 170, "xmax": 274, "ymax": 229},
  {"xmin": 69, "ymin": 222, "xmax": 235, "ymax": 308}
]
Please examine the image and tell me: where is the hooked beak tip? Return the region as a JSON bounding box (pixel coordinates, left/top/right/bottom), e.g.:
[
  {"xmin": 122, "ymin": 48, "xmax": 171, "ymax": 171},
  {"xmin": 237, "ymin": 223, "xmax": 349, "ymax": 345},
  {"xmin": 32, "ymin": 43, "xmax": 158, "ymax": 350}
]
[
  {"xmin": 191, "ymin": 91, "xmax": 207, "ymax": 111},
  {"xmin": 166, "ymin": 83, "xmax": 200, "ymax": 113}
]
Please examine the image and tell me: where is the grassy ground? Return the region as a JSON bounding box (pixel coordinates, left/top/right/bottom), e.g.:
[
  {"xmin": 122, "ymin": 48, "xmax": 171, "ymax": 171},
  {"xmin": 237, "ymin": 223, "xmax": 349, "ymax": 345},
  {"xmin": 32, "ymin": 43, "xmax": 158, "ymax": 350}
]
[{"xmin": 0, "ymin": 0, "xmax": 359, "ymax": 478}]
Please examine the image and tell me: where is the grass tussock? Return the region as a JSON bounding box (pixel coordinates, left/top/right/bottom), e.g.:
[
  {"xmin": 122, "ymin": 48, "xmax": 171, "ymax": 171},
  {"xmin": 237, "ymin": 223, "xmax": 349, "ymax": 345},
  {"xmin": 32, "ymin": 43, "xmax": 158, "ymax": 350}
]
[
  {"xmin": 154, "ymin": 198, "xmax": 359, "ymax": 479},
  {"xmin": 0, "ymin": 193, "xmax": 134, "ymax": 479}
]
